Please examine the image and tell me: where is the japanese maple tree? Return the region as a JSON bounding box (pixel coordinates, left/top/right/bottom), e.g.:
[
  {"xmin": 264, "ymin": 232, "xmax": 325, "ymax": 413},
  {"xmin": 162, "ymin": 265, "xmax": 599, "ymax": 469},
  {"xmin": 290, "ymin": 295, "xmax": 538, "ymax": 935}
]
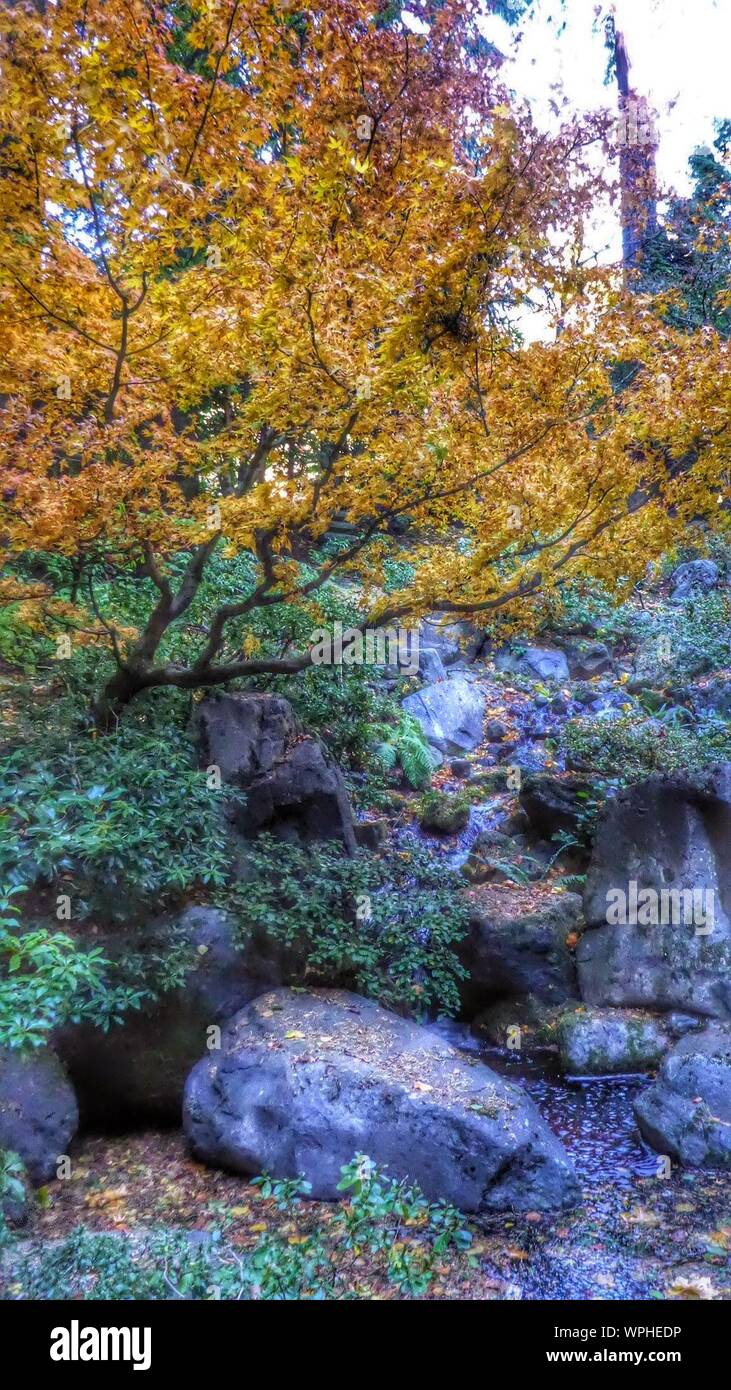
[{"xmin": 0, "ymin": 0, "xmax": 728, "ymax": 724}]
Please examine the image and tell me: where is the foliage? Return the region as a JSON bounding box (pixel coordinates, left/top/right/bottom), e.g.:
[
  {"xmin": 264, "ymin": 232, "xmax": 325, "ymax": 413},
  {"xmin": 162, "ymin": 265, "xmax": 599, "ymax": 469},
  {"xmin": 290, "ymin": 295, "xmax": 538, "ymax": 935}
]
[
  {"xmin": 418, "ymin": 788, "xmax": 471, "ymax": 834},
  {"xmin": 0, "ymin": 1147, "xmax": 28, "ymax": 1249},
  {"xmin": 370, "ymin": 710, "xmax": 441, "ymax": 790},
  {"xmin": 0, "ymin": 886, "xmax": 146, "ymax": 1049},
  {"xmin": 0, "ymin": 2, "xmax": 727, "ymax": 721},
  {"xmin": 640, "ymin": 123, "xmax": 731, "ymax": 336},
  {"xmin": 632, "ymin": 591, "xmax": 731, "ymax": 683},
  {"xmin": 0, "ymin": 713, "xmax": 238, "ymax": 920},
  {"xmin": 226, "ymin": 836, "xmax": 468, "ymax": 1017},
  {"xmin": 563, "ymin": 713, "xmax": 731, "ymax": 784},
  {"xmin": 6, "ymin": 1155, "xmax": 472, "ymax": 1300}
]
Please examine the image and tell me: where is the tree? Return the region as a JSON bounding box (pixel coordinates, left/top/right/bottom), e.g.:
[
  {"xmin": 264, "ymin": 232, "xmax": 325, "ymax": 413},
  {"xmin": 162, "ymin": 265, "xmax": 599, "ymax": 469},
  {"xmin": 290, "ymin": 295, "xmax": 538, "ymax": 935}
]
[
  {"xmin": 640, "ymin": 123, "xmax": 731, "ymax": 336},
  {"xmin": 0, "ymin": 0, "xmax": 728, "ymax": 726}
]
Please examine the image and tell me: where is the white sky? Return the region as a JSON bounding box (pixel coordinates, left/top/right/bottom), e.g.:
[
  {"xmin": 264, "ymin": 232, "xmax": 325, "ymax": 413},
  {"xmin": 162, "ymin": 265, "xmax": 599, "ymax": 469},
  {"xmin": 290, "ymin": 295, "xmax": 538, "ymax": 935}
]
[
  {"xmin": 484, "ymin": 0, "xmax": 730, "ymax": 188},
  {"xmin": 480, "ymin": 0, "xmax": 731, "ymax": 260}
]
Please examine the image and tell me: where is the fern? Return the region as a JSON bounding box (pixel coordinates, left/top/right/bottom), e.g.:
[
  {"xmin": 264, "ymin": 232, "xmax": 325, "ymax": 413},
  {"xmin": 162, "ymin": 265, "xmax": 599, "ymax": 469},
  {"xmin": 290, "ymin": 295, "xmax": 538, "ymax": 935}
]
[
  {"xmin": 372, "ymin": 741, "xmax": 398, "ymax": 770},
  {"xmin": 368, "ymin": 712, "xmax": 439, "ymax": 789}
]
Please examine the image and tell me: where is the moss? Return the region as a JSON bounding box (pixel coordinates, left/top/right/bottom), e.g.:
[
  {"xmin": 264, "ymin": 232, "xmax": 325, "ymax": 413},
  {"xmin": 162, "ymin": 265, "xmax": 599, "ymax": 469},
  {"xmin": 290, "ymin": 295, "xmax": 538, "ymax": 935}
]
[{"xmin": 418, "ymin": 789, "xmax": 471, "ymax": 835}]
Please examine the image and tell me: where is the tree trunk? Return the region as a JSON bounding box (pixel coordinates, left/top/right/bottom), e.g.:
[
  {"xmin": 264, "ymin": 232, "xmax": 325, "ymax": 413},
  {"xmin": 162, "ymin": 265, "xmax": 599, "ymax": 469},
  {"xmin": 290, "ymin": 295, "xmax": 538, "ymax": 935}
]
[{"xmin": 90, "ymin": 666, "xmax": 149, "ymax": 731}]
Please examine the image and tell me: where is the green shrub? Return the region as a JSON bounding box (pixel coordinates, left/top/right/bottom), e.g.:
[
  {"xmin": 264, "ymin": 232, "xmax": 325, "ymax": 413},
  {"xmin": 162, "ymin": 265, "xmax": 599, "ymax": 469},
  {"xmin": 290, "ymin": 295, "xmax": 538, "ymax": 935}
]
[
  {"xmin": 0, "ymin": 886, "xmax": 149, "ymax": 1049},
  {"xmin": 225, "ymin": 836, "xmax": 469, "ymax": 1017},
  {"xmin": 6, "ymin": 1155, "xmax": 472, "ymax": 1300},
  {"xmin": 0, "ymin": 719, "xmax": 239, "ymax": 920},
  {"xmin": 563, "ymin": 713, "xmax": 731, "ymax": 782},
  {"xmin": 0, "ymin": 1149, "xmax": 28, "ymax": 1244}
]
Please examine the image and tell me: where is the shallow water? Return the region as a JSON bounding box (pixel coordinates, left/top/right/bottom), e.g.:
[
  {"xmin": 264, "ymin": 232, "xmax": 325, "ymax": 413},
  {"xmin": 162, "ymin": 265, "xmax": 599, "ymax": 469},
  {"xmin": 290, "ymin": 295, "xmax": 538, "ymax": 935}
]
[
  {"xmin": 428, "ymin": 1021, "xmax": 731, "ymax": 1300},
  {"xmin": 488, "ymin": 1048, "xmax": 654, "ymax": 1187},
  {"xmin": 431, "ymin": 1020, "xmax": 653, "ymax": 1187}
]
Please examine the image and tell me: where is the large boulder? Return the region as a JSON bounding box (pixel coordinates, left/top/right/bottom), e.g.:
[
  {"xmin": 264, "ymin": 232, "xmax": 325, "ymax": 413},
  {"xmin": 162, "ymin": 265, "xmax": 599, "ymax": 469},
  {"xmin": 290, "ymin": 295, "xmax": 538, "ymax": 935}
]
[
  {"xmin": 0, "ymin": 1048, "xmax": 78, "ymax": 1183},
  {"xmin": 458, "ymin": 887, "xmax": 581, "ymax": 1015},
  {"xmin": 634, "ymin": 1024, "xmax": 731, "ymax": 1167},
  {"xmin": 495, "ymin": 646, "xmax": 570, "ymax": 684},
  {"xmin": 56, "ymin": 907, "xmax": 294, "ymax": 1125},
  {"xmin": 402, "ymin": 675, "xmax": 486, "ymax": 754},
  {"xmin": 578, "ymin": 766, "xmax": 731, "ymax": 1019},
  {"xmin": 418, "ymin": 646, "xmax": 446, "ymax": 684},
  {"xmin": 196, "ymin": 692, "xmax": 356, "ymax": 852},
  {"xmin": 184, "ymin": 988, "xmax": 578, "ymax": 1213},
  {"xmin": 557, "ymin": 1007, "xmax": 669, "ymax": 1076}
]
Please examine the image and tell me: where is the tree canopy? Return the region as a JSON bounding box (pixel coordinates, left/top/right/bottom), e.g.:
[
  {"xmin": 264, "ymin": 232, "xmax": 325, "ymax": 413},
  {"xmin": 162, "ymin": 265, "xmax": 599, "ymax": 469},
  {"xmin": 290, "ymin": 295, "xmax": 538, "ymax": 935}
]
[{"xmin": 0, "ymin": 0, "xmax": 728, "ymax": 722}]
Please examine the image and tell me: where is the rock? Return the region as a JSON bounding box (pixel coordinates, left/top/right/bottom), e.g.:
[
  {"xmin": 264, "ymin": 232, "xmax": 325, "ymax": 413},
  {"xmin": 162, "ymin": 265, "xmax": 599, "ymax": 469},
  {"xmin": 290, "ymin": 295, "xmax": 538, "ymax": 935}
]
[
  {"xmin": 459, "ymin": 889, "xmax": 582, "ymax": 1014},
  {"xmin": 578, "ymin": 765, "xmax": 731, "ymax": 1019},
  {"xmin": 496, "ymin": 739, "xmax": 550, "ymax": 773},
  {"xmin": 687, "ymin": 678, "xmax": 731, "ymax": 721},
  {"xmin": 557, "ymin": 1007, "xmax": 669, "ymax": 1076},
  {"xmin": 195, "ymin": 690, "xmax": 296, "ymax": 781},
  {"xmin": 196, "ymin": 692, "xmax": 356, "ymax": 853},
  {"xmin": 418, "ymin": 790, "xmax": 470, "ymax": 835},
  {"xmin": 418, "ymin": 646, "xmax": 446, "ymax": 684},
  {"xmin": 504, "ymin": 808, "xmax": 530, "ymax": 836},
  {"xmin": 450, "ymin": 757, "xmax": 472, "ymax": 779},
  {"xmin": 57, "ymin": 907, "xmax": 294, "ymax": 1125},
  {"xmin": 560, "ymin": 640, "xmax": 613, "ymax": 680},
  {"xmin": 486, "ymin": 719, "xmax": 507, "ymax": 742},
  {"xmin": 669, "ymin": 558, "xmax": 720, "ymax": 604},
  {"xmin": 402, "ymin": 675, "xmax": 486, "ymax": 755},
  {"xmin": 470, "ymin": 768, "xmax": 510, "ymax": 794},
  {"xmin": 519, "ymin": 774, "xmax": 593, "ymax": 842},
  {"xmin": 419, "ymin": 616, "xmax": 485, "ymax": 666},
  {"xmin": 0, "ymin": 1049, "xmax": 78, "ymax": 1183},
  {"xmin": 634, "ymin": 1024, "xmax": 731, "ymax": 1166},
  {"xmin": 665, "ymin": 1011, "xmax": 704, "ymax": 1039},
  {"xmin": 184, "ymin": 988, "xmax": 579, "ymax": 1212},
  {"xmin": 573, "ymin": 682, "xmax": 598, "ymax": 707},
  {"xmin": 461, "ymin": 830, "xmax": 517, "ymax": 885},
  {"xmin": 495, "ymin": 646, "xmax": 570, "ymax": 684},
  {"xmin": 354, "ymin": 818, "xmax": 388, "ymax": 850}
]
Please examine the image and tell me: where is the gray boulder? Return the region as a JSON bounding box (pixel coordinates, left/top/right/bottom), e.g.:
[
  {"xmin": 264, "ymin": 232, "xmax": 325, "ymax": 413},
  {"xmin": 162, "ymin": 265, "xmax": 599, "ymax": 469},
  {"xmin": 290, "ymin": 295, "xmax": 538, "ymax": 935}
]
[
  {"xmin": 459, "ymin": 890, "xmax": 581, "ymax": 1014},
  {"xmin": 57, "ymin": 907, "xmax": 294, "ymax": 1125},
  {"xmin": 196, "ymin": 691, "xmax": 356, "ymax": 852},
  {"xmin": 669, "ymin": 559, "xmax": 720, "ymax": 604},
  {"xmin": 418, "ymin": 646, "xmax": 446, "ymax": 684},
  {"xmin": 495, "ymin": 646, "xmax": 570, "ymax": 684},
  {"xmin": 557, "ymin": 1007, "xmax": 669, "ymax": 1076},
  {"xmin": 184, "ymin": 988, "xmax": 578, "ymax": 1213},
  {"xmin": 561, "ymin": 640, "xmax": 613, "ymax": 680},
  {"xmin": 402, "ymin": 675, "xmax": 486, "ymax": 754},
  {"xmin": 579, "ymin": 766, "xmax": 731, "ymax": 1019},
  {"xmin": 0, "ymin": 1048, "xmax": 78, "ymax": 1183},
  {"xmin": 635, "ymin": 1024, "xmax": 731, "ymax": 1166}
]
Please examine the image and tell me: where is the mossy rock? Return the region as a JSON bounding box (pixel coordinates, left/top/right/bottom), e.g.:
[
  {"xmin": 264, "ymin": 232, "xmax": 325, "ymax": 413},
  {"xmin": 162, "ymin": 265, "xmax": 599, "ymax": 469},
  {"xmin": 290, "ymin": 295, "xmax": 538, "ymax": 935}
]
[
  {"xmin": 418, "ymin": 791, "xmax": 470, "ymax": 835},
  {"xmin": 557, "ymin": 1007, "xmax": 669, "ymax": 1076}
]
